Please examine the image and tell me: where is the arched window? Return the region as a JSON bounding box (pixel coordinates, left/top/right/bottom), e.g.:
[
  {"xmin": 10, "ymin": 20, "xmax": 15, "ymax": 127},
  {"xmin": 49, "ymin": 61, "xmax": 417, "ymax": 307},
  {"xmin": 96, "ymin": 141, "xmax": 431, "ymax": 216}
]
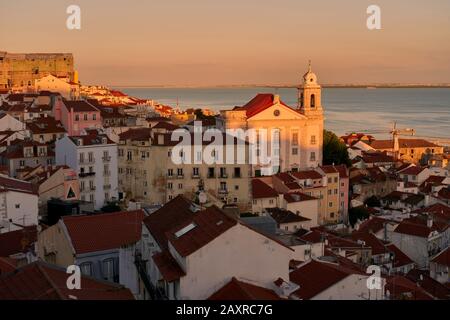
[{"xmin": 311, "ymin": 94, "xmax": 316, "ymax": 108}]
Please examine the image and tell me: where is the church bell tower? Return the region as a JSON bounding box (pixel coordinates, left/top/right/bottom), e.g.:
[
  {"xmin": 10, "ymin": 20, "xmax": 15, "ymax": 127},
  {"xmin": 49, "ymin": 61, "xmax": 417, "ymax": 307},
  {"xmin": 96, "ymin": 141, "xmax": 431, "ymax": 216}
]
[{"xmin": 298, "ymin": 61, "xmax": 323, "ymax": 118}]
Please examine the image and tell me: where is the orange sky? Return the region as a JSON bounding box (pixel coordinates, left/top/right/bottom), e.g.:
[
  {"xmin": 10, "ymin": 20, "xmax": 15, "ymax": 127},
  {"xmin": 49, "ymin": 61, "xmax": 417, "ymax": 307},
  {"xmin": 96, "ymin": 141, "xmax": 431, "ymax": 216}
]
[{"xmin": 1, "ymin": 0, "xmax": 450, "ymax": 86}]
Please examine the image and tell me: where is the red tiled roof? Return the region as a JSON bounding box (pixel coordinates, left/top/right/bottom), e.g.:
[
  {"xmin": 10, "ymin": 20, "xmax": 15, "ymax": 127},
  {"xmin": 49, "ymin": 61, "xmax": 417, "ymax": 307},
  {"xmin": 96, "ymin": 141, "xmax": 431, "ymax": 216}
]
[
  {"xmin": 385, "ymin": 275, "xmax": 432, "ymax": 300},
  {"xmin": 0, "ymin": 226, "xmax": 37, "ymax": 257},
  {"xmin": 385, "ymin": 244, "xmax": 414, "ymax": 268},
  {"xmin": 297, "ymin": 230, "xmax": 323, "ymax": 244},
  {"xmin": 394, "ymin": 216, "xmax": 447, "ymax": 238},
  {"xmin": 405, "ymin": 269, "xmax": 450, "ymax": 300},
  {"xmin": 63, "ymin": 99, "xmax": 99, "ymax": 112},
  {"xmin": 430, "ymin": 247, "xmax": 450, "ymax": 267},
  {"xmin": 0, "ymin": 257, "xmax": 18, "ymax": 274},
  {"xmin": 118, "ymin": 128, "xmax": 152, "ymax": 141},
  {"xmin": 209, "ymin": 277, "xmax": 282, "ymax": 300},
  {"xmin": 289, "ymin": 260, "xmax": 353, "ymax": 299},
  {"xmin": 237, "ymin": 93, "xmax": 292, "ymax": 118},
  {"xmin": 412, "ymin": 203, "xmax": 450, "ymax": 222},
  {"xmin": 291, "ymin": 170, "xmax": 323, "ymax": 180},
  {"xmin": 62, "ymin": 210, "xmax": 145, "ymax": 254},
  {"xmin": 251, "ymin": 179, "xmax": 278, "ymax": 199},
  {"xmin": 152, "ymin": 121, "xmax": 179, "ymax": 131},
  {"xmin": 266, "ymin": 208, "xmax": 310, "ymax": 225},
  {"xmin": 166, "ymin": 206, "xmax": 237, "ymax": 257},
  {"xmin": 143, "ymin": 196, "xmax": 195, "ymax": 251},
  {"xmin": 438, "ymin": 188, "xmax": 450, "ymax": 200},
  {"xmin": 275, "ymin": 172, "xmax": 296, "ymax": 184},
  {"xmin": 69, "ymin": 132, "xmax": 115, "ymax": 146},
  {"xmin": 152, "ymin": 251, "xmax": 186, "ymax": 282},
  {"xmin": 398, "ymin": 166, "xmax": 426, "ymax": 176},
  {"xmin": 319, "ymin": 165, "xmax": 339, "ymax": 174},
  {"xmin": 0, "ymin": 262, "xmax": 135, "ymax": 300},
  {"xmin": 371, "ymin": 139, "xmax": 440, "ymax": 149},
  {"xmin": 0, "ymin": 176, "xmax": 37, "ymax": 195},
  {"xmin": 351, "ymin": 232, "xmax": 387, "ymax": 255}
]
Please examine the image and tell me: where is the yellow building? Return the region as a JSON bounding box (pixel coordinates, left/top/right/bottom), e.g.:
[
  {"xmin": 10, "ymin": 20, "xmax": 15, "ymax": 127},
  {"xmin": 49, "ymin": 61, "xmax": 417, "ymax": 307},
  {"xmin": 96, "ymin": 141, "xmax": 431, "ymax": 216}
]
[
  {"xmin": 0, "ymin": 51, "xmax": 74, "ymax": 89},
  {"xmin": 370, "ymin": 139, "xmax": 444, "ymax": 164}
]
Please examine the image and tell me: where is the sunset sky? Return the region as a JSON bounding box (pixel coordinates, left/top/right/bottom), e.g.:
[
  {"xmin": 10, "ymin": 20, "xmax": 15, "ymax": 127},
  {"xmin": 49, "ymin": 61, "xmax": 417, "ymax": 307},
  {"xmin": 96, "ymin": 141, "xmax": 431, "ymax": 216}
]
[{"xmin": 1, "ymin": 0, "xmax": 450, "ymax": 86}]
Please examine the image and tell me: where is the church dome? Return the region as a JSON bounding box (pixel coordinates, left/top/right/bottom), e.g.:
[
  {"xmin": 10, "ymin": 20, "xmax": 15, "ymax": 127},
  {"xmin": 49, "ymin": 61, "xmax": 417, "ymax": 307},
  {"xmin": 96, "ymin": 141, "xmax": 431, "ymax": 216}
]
[{"xmin": 303, "ymin": 61, "xmax": 318, "ymax": 85}]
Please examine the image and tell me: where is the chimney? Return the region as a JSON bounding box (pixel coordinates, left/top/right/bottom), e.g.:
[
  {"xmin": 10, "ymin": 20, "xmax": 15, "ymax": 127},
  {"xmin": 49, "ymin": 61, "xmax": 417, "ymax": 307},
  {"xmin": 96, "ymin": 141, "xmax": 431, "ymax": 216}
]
[{"xmin": 427, "ymin": 216, "xmax": 433, "ymax": 228}]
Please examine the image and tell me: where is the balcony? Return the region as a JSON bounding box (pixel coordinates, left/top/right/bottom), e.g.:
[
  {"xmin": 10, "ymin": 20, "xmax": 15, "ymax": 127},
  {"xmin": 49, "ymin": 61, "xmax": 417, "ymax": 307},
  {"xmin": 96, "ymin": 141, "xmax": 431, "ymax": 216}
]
[
  {"xmin": 134, "ymin": 252, "xmax": 168, "ymax": 300},
  {"xmin": 79, "ymin": 159, "xmax": 95, "ymax": 165},
  {"xmin": 192, "ymin": 174, "xmax": 200, "ymax": 179},
  {"xmin": 218, "ymin": 188, "xmax": 228, "ymax": 195},
  {"xmin": 219, "ymin": 174, "xmax": 228, "ymax": 179},
  {"xmin": 90, "ymin": 186, "xmax": 96, "ymax": 191},
  {"xmin": 177, "ymin": 174, "xmax": 184, "ymax": 179},
  {"xmin": 78, "ymin": 172, "xmax": 95, "ymax": 178},
  {"xmin": 102, "ymin": 156, "xmax": 111, "ymax": 162},
  {"xmin": 104, "ymin": 184, "xmax": 111, "ymax": 190},
  {"xmin": 207, "ymin": 174, "xmax": 216, "ymax": 179}
]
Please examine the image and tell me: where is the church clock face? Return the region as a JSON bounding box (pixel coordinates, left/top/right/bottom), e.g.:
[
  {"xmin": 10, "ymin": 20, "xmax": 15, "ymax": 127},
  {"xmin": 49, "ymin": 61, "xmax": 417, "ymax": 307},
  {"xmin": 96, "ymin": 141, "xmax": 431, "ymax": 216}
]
[{"xmin": 273, "ymin": 109, "xmax": 280, "ymax": 117}]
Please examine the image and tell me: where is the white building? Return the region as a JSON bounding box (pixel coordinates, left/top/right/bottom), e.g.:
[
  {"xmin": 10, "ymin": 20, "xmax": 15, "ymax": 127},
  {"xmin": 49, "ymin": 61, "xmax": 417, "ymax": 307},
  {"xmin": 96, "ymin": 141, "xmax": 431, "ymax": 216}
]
[
  {"xmin": 0, "ymin": 175, "xmax": 38, "ymax": 233},
  {"xmin": 0, "ymin": 113, "xmax": 26, "ymax": 131},
  {"xmin": 34, "ymin": 74, "xmax": 80, "ymax": 100},
  {"xmin": 55, "ymin": 130, "xmax": 118, "ymax": 210},
  {"xmin": 136, "ymin": 196, "xmax": 293, "ymax": 300}
]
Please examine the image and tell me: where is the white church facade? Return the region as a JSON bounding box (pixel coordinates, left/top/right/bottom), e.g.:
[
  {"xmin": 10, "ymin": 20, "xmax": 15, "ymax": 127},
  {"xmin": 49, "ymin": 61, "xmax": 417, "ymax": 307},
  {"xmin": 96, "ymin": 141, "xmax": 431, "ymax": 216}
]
[{"xmin": 222, "ymin": 64, "xmax": 324, "ymax": 175}]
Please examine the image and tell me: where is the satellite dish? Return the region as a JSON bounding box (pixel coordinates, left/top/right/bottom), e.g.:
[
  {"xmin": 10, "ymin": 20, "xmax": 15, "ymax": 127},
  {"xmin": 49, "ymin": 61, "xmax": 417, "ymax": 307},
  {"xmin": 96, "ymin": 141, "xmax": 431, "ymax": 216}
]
[{"xmin": 198, "ymin": 192, "xmax": 207, "ymax": 204}]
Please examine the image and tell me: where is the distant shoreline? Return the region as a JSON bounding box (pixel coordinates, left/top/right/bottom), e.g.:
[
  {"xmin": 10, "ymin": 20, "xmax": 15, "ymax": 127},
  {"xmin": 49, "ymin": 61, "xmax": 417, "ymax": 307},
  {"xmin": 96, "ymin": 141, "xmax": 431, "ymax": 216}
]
[{"xmin": 110, "ymin": 84, "xmax": 450, "ymax": 89}]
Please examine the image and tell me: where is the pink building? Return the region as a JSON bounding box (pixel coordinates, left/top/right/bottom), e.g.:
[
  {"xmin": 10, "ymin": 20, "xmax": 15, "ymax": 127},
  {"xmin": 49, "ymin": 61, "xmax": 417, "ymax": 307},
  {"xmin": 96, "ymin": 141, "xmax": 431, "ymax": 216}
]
[
  {"xmin": 334, "ymin": 164, "xmax": 350, "ymax": 223},
  {"xmin": 53, "ymin": 99, "xmax": 102, "ymax": 136}
]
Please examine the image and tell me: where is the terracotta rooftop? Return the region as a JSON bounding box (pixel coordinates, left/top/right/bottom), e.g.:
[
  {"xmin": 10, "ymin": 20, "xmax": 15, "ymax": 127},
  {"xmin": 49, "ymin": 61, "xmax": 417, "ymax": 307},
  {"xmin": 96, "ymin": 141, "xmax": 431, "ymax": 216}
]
[
  {"xmin": 283, "ymin": 192, "xmax": 317, "ymax": 203},
  {"xmin": 251, "ymin": 179, "xmax": 278, "ymax": 199},
  {"xmin": 209, "ymin": 277, "xmax": 282, "ymax": 300},
  {"xmin": 430, "ymin": 247, "xmax": 450, "ymax": 267},
  {"xmin": 266, "ymin": 207, "xmax": 311, "ymax": 225},
  {"xmin": 289, "ymin": 260, "xmax": 355, "ymax": 299},
  {"xmin": 234, "ymin": 93, "xmax": 292, "ymax": 118},
  {"xmin": 398, "ymin": 165, "xmax": 427, "ymax": 176},
  {"xmin": 0, "ymin": 226, "xmax": 37, "ymax": 257},
  {"xmin": 371, "ymin": 139, "xmax": 440, "ymax": 150},
  {"xmin": 291, "ymin": 170, "xmax": 323, "ymax": 180},
  {"xmin": 62, "ymin": 210, "xmax": 145, "ymax": 254},
  {"xmin": 0, "ymin": 176, "xmax": 38, "ymax": 195},
  {"xmin": 385, "ymin": 244, "xmax": 414, "ymax": 268},
  {"xmin": 0, "ymin": 262, "xmax": 134, "ymax": 300},
  {"xmin": 63, "ymin": 99, "xmax": 99, "ymax": 112}
]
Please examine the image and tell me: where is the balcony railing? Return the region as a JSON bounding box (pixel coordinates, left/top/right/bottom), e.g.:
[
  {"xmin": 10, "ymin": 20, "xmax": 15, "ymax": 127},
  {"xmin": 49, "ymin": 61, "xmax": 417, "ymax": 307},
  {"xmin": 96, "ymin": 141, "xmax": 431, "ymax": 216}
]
[
  {"xmin": 79, "ymin": 172, "xmax": 95, "ymax": 178},
  {"xmin": 219, "ymin": 173, "xmax": 228, "ymax": 179},
  {"xmin": 218, "ymin": 188, "xmax": 228, "ymax": 194},
  {"xmin": 104, "ymin": 171, "xmax": 111, "ymax": 176},
  {"xmin": 102, "ymin": 156, "xmax": 111, "ymax": 162},
  {"xmin": 79, "ymin": 159, "xmax": 95, "ymax": 165},
  {"xmin": 90, "ymin": 186, "xmax": 96, "ymax": 191},
  {"xmin": 192, "ymin": 173, "xmax": 200, "ymax": 179},
  {"xmin": 134, "ymin": 252, "xmax": 168, "ymax": 300}
]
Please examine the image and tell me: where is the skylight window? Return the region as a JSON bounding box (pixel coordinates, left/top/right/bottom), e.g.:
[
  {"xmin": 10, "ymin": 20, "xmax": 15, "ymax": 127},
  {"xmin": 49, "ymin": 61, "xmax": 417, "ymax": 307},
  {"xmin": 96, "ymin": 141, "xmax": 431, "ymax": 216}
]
[{"xmin": 175, "ymin": 223, "xmax": 197, "ymax": 238}]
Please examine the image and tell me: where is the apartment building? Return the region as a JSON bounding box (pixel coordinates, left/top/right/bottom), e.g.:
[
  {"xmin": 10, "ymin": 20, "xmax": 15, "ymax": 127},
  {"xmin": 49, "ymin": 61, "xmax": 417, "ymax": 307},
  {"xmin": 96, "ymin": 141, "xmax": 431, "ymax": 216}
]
[
  {"xmin": 117, "ymin": 128, "xmax": 251, "ymax": 211},
  {"xmin": 55, "ymin": 130, "xmax": 118, "ymax": 210}
]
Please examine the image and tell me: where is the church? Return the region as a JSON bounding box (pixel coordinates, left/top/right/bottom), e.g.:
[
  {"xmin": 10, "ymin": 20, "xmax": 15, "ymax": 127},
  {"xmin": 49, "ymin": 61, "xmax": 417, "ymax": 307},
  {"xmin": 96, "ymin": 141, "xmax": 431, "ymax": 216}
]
[{"xmin": 222, "ymin": 63, "xmax": 324, "ymax": 175}]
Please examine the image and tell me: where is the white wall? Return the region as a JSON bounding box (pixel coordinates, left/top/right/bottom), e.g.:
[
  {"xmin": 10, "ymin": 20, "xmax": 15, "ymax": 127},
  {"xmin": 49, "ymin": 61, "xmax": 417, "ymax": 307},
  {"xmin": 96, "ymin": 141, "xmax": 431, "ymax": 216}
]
[
  {"xmin": 178, "ymin": 223, "xmax": 292, "ymax": 300},
  {"xmin": 0, "ymin": 190, "xmax": 38, "ymax": 226}
]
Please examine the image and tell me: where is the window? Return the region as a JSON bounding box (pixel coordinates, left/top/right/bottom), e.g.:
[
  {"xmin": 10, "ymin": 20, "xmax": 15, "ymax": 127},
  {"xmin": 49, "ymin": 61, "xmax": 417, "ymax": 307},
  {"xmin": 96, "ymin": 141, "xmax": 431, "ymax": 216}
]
[
  {"xmin": 328, "ymin": 190, "xmax": 332, "ymax": 195},
  {"xmin": 329, "ymin": 202, "xmax": 333, "ymax": 208},
  {"xmin": 334, "ymin": 189, "xmax": 338, "ymax": 195},
  {"xmin": 220, "ymin": 167, "xmax": 227, "ymax": 178},
  {"xmin": 311, "ymin": 94, "xmax": 316, "ymax": 108},
  {"xmin": 93, "ymin": 114, "xmax": 97, "ymax": 120},
  {"xmin": 167, "ymin": 182, "xmax": 173, "ymax": 189},
  {"xmin": 334, "ymin": 177, "xmax": 338, "ymax": 183},
  {"xmin": 193, "ymin": 167, "xmax": 199, "ymax": 176},
  {"xmin": 328, "ymin": 177, "xmax": 332, "ymax": 183},
  {"xmin": 310, "ymin": 152, "xmax": 316, "ymax": 161},
  {"xmin": 80, "ymin": 262, "xmax": 92, "ymax": 276},
  {"xmin": 292, "ymin": 148, "xmax": 298, "ymax": 155},
  {"xmin": 311, "ymin": 135, "xmax": 316, "ymax": 145},
  {"xmin": 84, "ymin": 114, "xmax": 88, "ymax": 121},
  {"xmin": 19, "ymin": 160, "xmax": 25, "ymax": 167},
  {"xmin": 75, "ymin": 114, "xmax": 79, "ymax": 121},
  {"xmin": 234, "ymin": 167, "xmax": 241, "ymax": 178},
  {"xmin": 292, "ymin": 132, "xmax": 299, "ymax": 146},
  {"xmin": 208, "ymin": 167, "xmax": 215, "ymax": 178},
  {"xmin": 178, "ymin": 183, "xmax": 183, "ymax": 189},
  {"xmin": 15, "ymin": 204, "xmax": 20, "ymax": 209},
  {"xmin": 102, "ymin": 259, "xmax": 115, "ymax": 282},
  {"xmin": 118, "ymin": 149, "xmax": 124, "ymax": 157},
  {"xmin": 167, "ymin": 169, "xmax": 173, "ymax": 177},
  {"xmin": 177, "ymin": 168, "xmax": 183, "ymax": 177},
  {"xmin": 253, "ymin": 200, "xmax": 257, "ymax": 204},
  {"xmin": 269, "ymin": 199, "xmax": 274, "ymax": 204}
]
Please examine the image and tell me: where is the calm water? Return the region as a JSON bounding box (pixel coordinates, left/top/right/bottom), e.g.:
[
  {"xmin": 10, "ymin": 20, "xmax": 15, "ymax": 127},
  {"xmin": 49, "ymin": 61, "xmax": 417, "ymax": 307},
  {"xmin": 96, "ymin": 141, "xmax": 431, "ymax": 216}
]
[{"xmin": 116, "ymin": 87, "xmax": 450, "ymax": 140}]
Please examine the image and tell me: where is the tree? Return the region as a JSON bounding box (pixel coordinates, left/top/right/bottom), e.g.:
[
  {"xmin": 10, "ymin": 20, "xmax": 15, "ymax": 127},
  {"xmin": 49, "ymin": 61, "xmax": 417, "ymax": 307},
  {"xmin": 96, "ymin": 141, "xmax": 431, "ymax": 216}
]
[
  {"xmin": 364, "ymin": 195, "xmax": 381, "ymax": 208},
  {"xmin": 323, "ymin": 130, "xmax": 351, "ymax": 167},
  {"xmin": 348, "ymin": 206, "xmax": 370, "ymax": 227},
  {"xmin": 101, "ymin": 201, "xmax": 122, "ymax": 213}
]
